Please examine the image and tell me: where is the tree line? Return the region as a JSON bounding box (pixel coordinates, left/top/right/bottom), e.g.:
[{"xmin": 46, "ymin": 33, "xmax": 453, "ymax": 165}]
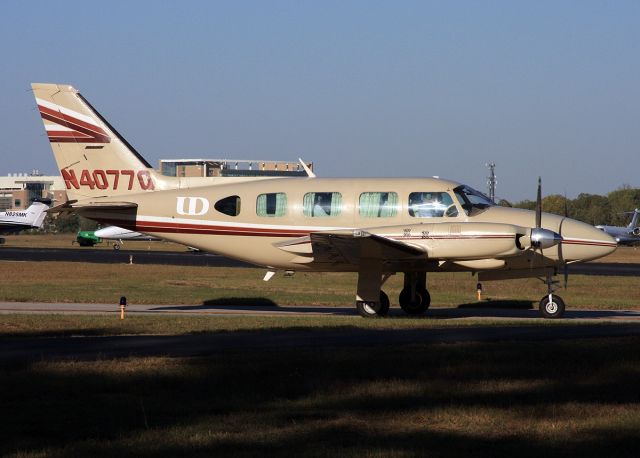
[{"xmin": 505, "ymin": 186, "xmax": 640, "ymax": 227}]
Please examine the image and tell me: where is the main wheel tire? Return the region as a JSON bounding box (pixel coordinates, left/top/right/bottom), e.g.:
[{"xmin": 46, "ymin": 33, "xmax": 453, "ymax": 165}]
[
  {"xmin": 356, "ymin": 301, "xmax": 378, "ymax": 317},
  {"xmin": 419, "ymin": 288, "xmax": 431, "ymax": 310},
  {"xmin": 539, "ymin": 295, "xmax": 565, "ymax": 319},
  {"xmin": 378, "ymin": 291, "xmax": 390, "ymax": 317},
  {"xmin": 356, "ymin": 291, "xmax": 390, "ymax": 318},
  {"xmin": 399, "ymin": 287, "xmax": 430, "ymax": 315}
]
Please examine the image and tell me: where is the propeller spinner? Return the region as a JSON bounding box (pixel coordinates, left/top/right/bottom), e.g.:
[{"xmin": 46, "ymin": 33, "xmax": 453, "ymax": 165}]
[{"xmin": 530, "ymin": 177, "xmax": 563, "ymax": 250}]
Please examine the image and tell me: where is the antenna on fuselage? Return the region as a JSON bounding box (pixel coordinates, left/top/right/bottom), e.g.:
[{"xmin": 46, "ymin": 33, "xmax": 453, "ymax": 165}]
[{"xmin": 298, "ymin": 158, "xmax": 316, "ymax": 178}]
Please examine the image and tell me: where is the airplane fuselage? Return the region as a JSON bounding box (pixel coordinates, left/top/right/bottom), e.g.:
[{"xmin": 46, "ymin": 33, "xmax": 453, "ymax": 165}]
[{"xmin": 79, "ymin": 176, "xmax": 616, "ymax": 273}]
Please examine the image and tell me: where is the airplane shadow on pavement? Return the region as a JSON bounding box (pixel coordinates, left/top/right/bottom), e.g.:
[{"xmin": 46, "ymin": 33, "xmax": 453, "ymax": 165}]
[
  {"xmin": 457, "ymin": 299, "xmax": 534, "ymax": 310},
  {"xmin": 150, "ymin": 297, "xmax": 280, "ymax": 311},
  {"xmin": 148, "ymin": 298, "xmax": 640, "ymax": 321}
]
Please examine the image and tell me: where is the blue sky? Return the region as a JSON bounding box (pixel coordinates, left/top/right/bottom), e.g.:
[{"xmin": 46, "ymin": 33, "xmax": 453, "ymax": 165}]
[{"xmin": 1, "ymin": 0, "xmax": 638, "ymax": 201}]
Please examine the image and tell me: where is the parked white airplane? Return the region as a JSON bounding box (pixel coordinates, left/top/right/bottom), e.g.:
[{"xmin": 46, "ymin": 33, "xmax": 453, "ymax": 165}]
[
  {"xmin": 0, "ymin": 199, "xmax": 51, "ymax": 243},
  {"xmin": 32, "ymin": 83, "xmax": 617, "ymax": 318},
  {"xmin": 94, "ymin": 225, "xmax": 160, "ymax": 250},
  {"xmin": 596, "ymin": 209, "xmax": 640, "ymax": 245}
]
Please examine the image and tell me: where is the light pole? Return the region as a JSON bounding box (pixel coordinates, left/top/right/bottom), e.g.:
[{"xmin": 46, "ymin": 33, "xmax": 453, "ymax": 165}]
[{"xmin": 486, "ymin": 162, "xmax": 496, "ymax": 203}]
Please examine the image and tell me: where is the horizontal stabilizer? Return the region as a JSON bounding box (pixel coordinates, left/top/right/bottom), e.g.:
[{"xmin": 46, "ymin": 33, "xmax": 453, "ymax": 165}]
[{"xmin": 49, "ymin": 200, "xmax": 137, "ymax": 214}]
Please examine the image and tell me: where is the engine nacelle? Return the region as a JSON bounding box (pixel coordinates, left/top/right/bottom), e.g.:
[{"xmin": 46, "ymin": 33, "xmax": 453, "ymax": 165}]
[{"xmin": 367, "ymin": 222, "xmax": 528, "ymax": 260}]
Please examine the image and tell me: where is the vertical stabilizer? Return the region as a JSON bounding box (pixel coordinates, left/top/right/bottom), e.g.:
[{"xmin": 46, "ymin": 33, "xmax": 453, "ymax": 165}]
[
  {"xmin": 31, "ymin": 83, "xmax": 169, "ymax": 201},
  {"xmin": 628, "ymin": 209, "xmax": 640, "ymax": 234},
  {"xmin": 25, "ymin": 201, "xmax": 49, "ymax": 228}
]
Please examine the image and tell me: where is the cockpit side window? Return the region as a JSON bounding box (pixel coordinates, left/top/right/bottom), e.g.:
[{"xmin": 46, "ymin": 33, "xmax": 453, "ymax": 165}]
[
  {"xmin": 453, "ymin": 185, "xmax": 494, "ymax": 216},
  {"xmin": 408, "ymin": 192, "xmax": 458, "ymax": 218}
]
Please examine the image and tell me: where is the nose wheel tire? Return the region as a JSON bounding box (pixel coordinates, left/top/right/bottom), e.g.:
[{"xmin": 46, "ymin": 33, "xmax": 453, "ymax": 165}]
[
  {"xmin": 399, "ymin": 287, "xmax": 431, "ymax": 315},
  {"xmin": 539, "ymin": 294, "xmax": 565, "ymax": 319},
  {"xmin": 356, "ymin": 291, "xmax": 390, "ymax": 318}
]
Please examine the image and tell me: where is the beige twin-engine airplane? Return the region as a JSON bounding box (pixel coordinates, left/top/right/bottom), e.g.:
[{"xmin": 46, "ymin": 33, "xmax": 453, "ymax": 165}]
[{"xmin": 32, "ymin": 83, "xmax": 616, "ymax": 318}]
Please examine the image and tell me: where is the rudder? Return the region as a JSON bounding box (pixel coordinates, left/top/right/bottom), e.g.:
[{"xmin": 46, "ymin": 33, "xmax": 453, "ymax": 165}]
[{"xmin": 32, "ymin": 83, "xmax": 167, "ymax": 201}]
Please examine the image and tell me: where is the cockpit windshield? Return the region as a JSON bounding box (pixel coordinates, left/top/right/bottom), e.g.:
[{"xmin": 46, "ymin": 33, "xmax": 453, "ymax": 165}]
[{"xmin": 453, "ymin": 185, "xmax": 494, "ymax": 216}]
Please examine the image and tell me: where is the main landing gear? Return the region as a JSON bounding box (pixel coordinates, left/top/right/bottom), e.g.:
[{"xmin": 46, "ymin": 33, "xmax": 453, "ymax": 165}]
[
  {"xmin": 356, "ymin": 291, "xmax": 390, "ymax": 318},
  {"xmin": 539, "ymin": 271, "xmax": 565, "ymax": 319},
  {"xmin": 399, "ymin": 272, "xmax": 430, "ymax": 315},
  {"xmin": 355, "ymin": 269, "xmax": 431, "ymax": 318}
]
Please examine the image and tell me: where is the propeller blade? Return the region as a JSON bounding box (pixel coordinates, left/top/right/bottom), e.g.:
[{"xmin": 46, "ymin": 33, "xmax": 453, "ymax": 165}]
[
  {"xmin": 536, "ymin": 177, "xmax": 542, "ymax": 229},
  {"xmin": 557, "ymin": 218, "xmax": 565, "ymax": 264},
  {"xmin": 558, "ymin": 217, "xmax": 568, "ymax": 289}
]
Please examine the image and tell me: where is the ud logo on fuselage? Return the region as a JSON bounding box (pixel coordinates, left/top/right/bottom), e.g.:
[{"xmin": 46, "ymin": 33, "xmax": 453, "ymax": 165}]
[{"xmin": 176, "ymin": 197, "xmax": 209, "ymax": 216}]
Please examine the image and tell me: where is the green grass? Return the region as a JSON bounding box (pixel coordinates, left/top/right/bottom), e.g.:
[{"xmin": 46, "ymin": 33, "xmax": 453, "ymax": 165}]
[
  {"xmin": 0, "ymin": 313, "xmax": 610, "ymax": 338},
  {"xmin": 2, "ymin": 336, "xmax": 640, "ymax": 457},
  {"xmin": 1, "ymin": 261, "xmax": 640, "ymax": 310}
]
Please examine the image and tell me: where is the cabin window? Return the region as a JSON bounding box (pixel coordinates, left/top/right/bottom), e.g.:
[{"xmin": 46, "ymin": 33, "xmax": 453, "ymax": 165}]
[
  {"xmin": 358, "ymin": 192, "xmax": 399, "ymax": 217},
  {"xmin": 408, "ymin": 192, "xmax": 458, "ymax": 218},
  {"xmin": 256, "ymin": 193, "xmax": 287, "ymax": 217},
  {"xmin": 214, "ymin": 195, "xmax": 241, "ymax": 216},
  {"xmin": 303, "ymin": 192, "xmax": 342, "ymax": 217}
]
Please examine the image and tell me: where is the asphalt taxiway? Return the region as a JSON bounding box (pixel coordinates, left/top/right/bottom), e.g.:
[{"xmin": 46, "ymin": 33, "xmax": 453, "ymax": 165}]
[
  {"xmin": 0, "ymin": 247, "xmax": 252, "ymax": 267},
  {"xmin": 3, "ymin": 300, "xmax": 640, "ymax": 321}
]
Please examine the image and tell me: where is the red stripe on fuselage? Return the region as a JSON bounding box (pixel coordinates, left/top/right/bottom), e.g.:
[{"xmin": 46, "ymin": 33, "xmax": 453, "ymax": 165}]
[
  {"xmin": 562, "ymin": 240, "xmax": 617, "ymax": 248},
  {"xmin": 91, "ymin": 219, "xmax": 519, "ymax": 240}
]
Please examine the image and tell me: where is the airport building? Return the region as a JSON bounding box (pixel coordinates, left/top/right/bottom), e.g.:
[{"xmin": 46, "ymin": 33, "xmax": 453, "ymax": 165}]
[
  {"xmin": 1, "ymin": 159, "xmax": 313, "ymax": 211},
  {"xmin": 159, "ymin": 159, "xmax": 313, "ymax": 178},
  {"xmin": 0, "ymin": 171, "xmax": 66, "ymax": 211}
]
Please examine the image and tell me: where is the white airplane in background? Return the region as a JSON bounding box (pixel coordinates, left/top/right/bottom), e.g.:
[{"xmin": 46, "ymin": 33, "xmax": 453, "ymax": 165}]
[
  {"xmin": 94, "ymin": 225, "xmax": 160, "ymax": 250},
  {"xmin": 0, "ymin": 199, "xmax": 51, "ymax": 244},
  {"xmin": 596, "ymin": 209, "xmax": 640, "ymax": 245}
]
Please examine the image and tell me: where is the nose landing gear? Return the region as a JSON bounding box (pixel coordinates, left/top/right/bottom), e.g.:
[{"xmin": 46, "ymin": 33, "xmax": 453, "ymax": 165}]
[{"xmin": 539, "ymin": 271, "xmax": 565, "ymax": 318}]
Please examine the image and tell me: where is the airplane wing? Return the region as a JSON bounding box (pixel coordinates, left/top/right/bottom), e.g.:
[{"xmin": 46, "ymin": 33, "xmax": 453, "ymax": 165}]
[
  {"xmin": 275, "ymin": 221, "xmax": 532, "ymax": 267},
  {"xmin": 275, "ymin": 230, "xmax": 425, "ymax": 265}
]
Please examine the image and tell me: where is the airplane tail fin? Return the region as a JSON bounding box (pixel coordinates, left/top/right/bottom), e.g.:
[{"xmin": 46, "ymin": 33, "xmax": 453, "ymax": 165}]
[
  {"xmin": 23, "ymin": 200, "xmax": 50, "ymax": 229},
  {"xmin": 31, "ymin": 83, "xmax": 169, "ymax": 201},
  {"xmin": 628, "ymin": 209, "xmax": 640, "ymax": 235}
]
